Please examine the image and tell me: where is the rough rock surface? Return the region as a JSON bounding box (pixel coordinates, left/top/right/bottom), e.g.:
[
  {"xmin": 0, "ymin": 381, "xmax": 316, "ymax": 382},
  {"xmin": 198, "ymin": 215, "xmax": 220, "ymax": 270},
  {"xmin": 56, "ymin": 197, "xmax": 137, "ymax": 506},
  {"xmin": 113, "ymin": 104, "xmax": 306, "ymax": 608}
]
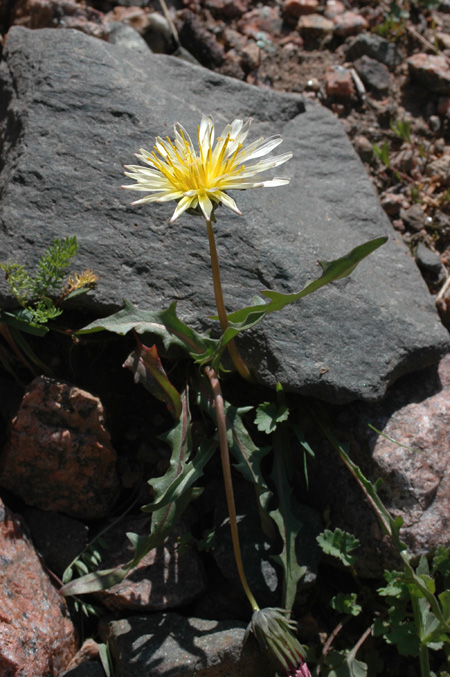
[
  {"xmin": 95, "ymin": 517, "xmax": 207, "ymax": 611},
  {"xmin": 310, "ymin": 354, "xmax": 450, "ymax": 577},
  {"xmin": 99, "ymin": 612, "xmax": 276, "ymax": 676},
  {"xmin": 0, "ymin": 375, "xmax": 120, "ymax": 519},
  {"xmin": 0, "ymin": 497, "xmax": 77, "ymax": 675},
  {"xmin": 0, "ymin": 27, "xmax": 448, "ymax": 404}
]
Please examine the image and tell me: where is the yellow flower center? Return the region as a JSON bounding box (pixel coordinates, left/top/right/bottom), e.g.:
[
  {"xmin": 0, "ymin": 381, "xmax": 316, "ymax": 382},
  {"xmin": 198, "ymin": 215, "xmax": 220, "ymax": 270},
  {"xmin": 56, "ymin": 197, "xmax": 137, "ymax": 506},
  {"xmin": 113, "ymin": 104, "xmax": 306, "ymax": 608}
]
[{"xmin": 148, "ymin": 129, "xmax": 245, "ymax": 196}]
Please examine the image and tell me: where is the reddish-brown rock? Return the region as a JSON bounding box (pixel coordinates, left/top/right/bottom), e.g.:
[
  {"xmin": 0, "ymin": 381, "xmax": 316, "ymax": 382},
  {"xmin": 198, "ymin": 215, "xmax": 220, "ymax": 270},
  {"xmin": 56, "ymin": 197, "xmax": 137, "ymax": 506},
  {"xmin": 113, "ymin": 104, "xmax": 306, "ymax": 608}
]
[
  {"xmin": 297, "ymin": 13, "xmax": 334, "ymax": 39},
  {"xmin": 0, "ymin": 376, "xmax": 120, "ymax": 520},
  {"xmin": 283, "ymin": 0, "xmax": 318, "ymax": 21},
  {"xmin": 332, "ymin": 10, "xmax": 368, "ymax": 37},
  {"xmin": 325, "ymin": 64, "xmax": 355, "ymax": 98},
  {"xmin": 10, "ymin": 0, "xmax": 108, "ymax": 38},
  {"xmin": 407, "ymin": 53, "xmax": 450, "ymax": 94},
  {"xmin": 0, "ymin": 497, "xmax": 77, "ymax": 675}
]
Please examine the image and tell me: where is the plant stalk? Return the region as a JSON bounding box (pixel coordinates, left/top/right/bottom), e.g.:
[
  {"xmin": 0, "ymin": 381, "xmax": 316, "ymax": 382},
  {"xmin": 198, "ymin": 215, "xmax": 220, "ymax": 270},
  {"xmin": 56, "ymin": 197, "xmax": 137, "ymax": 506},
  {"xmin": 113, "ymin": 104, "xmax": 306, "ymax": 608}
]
[
  {"xmin": 204, "ymin": 364, "xmax": 259, "ymax": 611},
  {"xmin": 205, "ymin": 218, "xmax": 252, "ymax": 382}
]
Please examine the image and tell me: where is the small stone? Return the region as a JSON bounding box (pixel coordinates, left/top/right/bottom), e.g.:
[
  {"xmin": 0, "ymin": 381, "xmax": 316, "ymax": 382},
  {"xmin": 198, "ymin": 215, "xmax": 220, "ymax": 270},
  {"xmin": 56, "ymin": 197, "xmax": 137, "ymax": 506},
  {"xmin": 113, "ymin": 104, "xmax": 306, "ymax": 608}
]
[
  {"xmin": 436, "ymin": 31, "xmax": 450, "ymax": 51},
  {"xmin": 241, "ymin": 40, "xmax": 260, "ymax": 70},
  {"xmin": 346, "ymin": 32, "xmax": 401, "ymax": 68},
  {"xmin": 426, "ymin": 153, "xmax": 450, "ymax": 186},
  {"xmin": 238, "ymin": 5, "xmax": 283, "ymax": 38},
  {"xmin": 205, "ymin": 0, "xmax": 249, "ymax": 19},
  {"xmin": 408, "ymin": 53, "xmax": 450, "ymax": 94},
  {"xmin": 400, "ymin": 203, "xmax": 425, "ymax": 232},
  {"xmin": 415, "ymin": 243, "xmax": 446, "ymax": 281},
  {"xmin": 107, "ymin": 22, "xmax": 151, "ymax": 54},
  {"xmin": 10, "ymin": 0, "xmax": 108, "ymax": 38},
  {"xmin": 333, "ymin": 10, "xmax": 368, "ymax": 38},
  {"xmin": 104, "ymin": 5, "xmax": 150, "ymax": 33},
  {"xmin": 353, "ymin": 54, "xmax": 390, "ymax": 95},
  {"xmin": 297, "ymin": 13, "xmax": 334, "ymax": 38},
  {"xmin": 429, "ymin": 114, "xmax": 441, "ymax": 132},
  {"xmin": 0, "ymin": 498, "xmax": 77, "ymax": 673},
  {"xmin": 380, "ymin": 191, "xmax": 408, "ymax": 216},
  {"xmin": 324, "ymin": 0, "xmax": 345, "ymax": 19},
  {"xmin": 284, "ymin": 0, "xmax": 318, "ymax": 20},
  {"xmin": 0, "ymin": 375, "xmax": 120, "ymax": 520},
  {"xmin": 325, "ymin": 64, "xmax": 355, "ymax": 98},
  {"xmin": 353, "ymin": 134, "xmax": 374, "ymax": 162}
]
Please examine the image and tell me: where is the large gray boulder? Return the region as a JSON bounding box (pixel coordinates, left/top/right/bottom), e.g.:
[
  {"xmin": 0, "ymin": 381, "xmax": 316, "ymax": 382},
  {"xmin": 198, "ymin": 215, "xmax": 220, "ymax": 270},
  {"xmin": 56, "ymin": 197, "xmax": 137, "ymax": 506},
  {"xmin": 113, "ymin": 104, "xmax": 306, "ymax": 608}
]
[{"xmin": 0, "ymin": 26, "xmax": 447, "ymax": 402}]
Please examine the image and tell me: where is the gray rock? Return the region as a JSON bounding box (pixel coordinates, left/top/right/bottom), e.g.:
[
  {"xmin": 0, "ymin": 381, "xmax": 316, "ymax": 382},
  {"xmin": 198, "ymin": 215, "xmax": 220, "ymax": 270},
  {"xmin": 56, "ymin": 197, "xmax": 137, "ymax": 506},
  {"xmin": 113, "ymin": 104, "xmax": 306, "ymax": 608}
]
[
  {"xmin": 94, "ymin": 517, "xmax": 207, "ymax": 611},
  {"xmin": 400, "ymin": 203, "xmax": 425, "ymax": 232},
  {"xmin": 353, "ymin": 54, "xmax": 390, "ymax": 96},
  {"xmin": 99, "ymin": 613, "xmax": 276, "ymax": 676},
  {"xmin": 0, "ymin": 27, "xmax": 448, "ymax": 404},
  {"xmin": 107, "ymin": 22, "xmax": 152, "ymax": 55},
  {"xmin": 415, "ymin": 242, "xmax": 445, "ymax": 282},
  {"xmin": 346, "ymin": 33, "xmax": 402, "ymax": 69}
]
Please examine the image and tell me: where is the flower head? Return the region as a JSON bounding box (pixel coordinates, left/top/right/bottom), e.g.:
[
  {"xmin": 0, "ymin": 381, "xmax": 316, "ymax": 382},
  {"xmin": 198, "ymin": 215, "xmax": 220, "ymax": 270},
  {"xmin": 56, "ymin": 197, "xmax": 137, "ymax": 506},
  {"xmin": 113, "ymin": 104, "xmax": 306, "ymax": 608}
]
[
  {"xmin": 122, "ymin": 115, "xmax": 292, "ymax": 222},
  {"xmin": 245, "ymin": 607, "xmax": 311, "ymax": 677}
]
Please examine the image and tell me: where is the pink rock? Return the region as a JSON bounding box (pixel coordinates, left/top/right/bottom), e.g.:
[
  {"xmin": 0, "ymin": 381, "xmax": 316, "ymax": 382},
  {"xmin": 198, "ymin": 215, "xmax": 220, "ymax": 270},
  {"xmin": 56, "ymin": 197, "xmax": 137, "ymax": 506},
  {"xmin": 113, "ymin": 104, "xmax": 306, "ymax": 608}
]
[
  {"xmin": 238, "ymin": 5, "xmax": 283, "ymax": 38},
  {"xmin": 297, "ymin": 13, "xmax": 334, "ymax": 38},
  {"xmin": 95, "ymin": 516, "xmax": 207, "ymax": 611},
  {"xmin": 0, "ymin": 376, "xmax": 120, "ymax": 520},
  {"xmin": 10, "ymin": 0, "xmax": 108, "ymax": 38},
  {"xmin": 408, "ymin": 53, "xmax": 450, "ymax": 94},
  {"xmin": 426, "ymin": 153, "xmax": 450, "ymax": 186},
  {"xmin": 322, "ymin": 354, "xmax": 450, "ymax": 576},
  {"xmin": 368, "ymin": 356, "xmax": 450, "ymax": 559},
  {"xmin": 324, "ymin": 0, "xmax": 345, "ymax": 19},
  {"xmin": 104, "ymin": 6, "xmax": 151, "ymax": 34},
  {"xmin": 0, "ymin": 498, "xmax": 77, "ymax": 674},
  {"xmin": 283, "ymin": 0, "xmax": 318, "ymax": 20},
  {"xmin": 325, "ymin": 64, "xmax": 355, "ymax": 98},
  {"xmin": 205, "ymin": 0, "xmax": 249, "ymax": 18},
  {"xmin": 333, "ymin": 10, "xmax": 368, "ymax": 37}
]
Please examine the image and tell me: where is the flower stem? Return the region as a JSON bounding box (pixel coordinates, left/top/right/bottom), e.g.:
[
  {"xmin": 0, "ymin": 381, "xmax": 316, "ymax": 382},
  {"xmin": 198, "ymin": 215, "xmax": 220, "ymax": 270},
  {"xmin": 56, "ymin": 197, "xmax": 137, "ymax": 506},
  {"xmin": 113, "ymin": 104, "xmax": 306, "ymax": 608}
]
[
  {"xmin": 205, "ymin": 218, "xmax": 253, "ymax": 382},
  {"xmin": 204, "ymin": 364, "xmax": 259, "ymax": 612}
]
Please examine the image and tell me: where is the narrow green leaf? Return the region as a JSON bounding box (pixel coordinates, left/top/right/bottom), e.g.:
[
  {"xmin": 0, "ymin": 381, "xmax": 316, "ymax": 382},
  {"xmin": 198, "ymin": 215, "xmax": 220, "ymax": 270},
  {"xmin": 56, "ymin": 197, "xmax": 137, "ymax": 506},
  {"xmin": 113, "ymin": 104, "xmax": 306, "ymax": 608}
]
[
  {"xmin": 60, "ymin": 565, "xmax": 130, "ymax": 596},
  {"xmin": 123, "ymin": 340, "xmax": 182, "ymax": 419},
  {"xmin": 223, "ymin": 237, "xmax": 388, "ymax": 337}
]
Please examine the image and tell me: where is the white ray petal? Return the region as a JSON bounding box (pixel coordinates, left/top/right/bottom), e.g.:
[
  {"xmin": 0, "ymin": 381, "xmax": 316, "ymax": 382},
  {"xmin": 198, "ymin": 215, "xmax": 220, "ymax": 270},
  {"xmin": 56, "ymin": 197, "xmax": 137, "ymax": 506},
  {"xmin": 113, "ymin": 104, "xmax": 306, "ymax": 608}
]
[{"xmin": 170, "ymin": 195, "xmax": 194, "ymax": 222}]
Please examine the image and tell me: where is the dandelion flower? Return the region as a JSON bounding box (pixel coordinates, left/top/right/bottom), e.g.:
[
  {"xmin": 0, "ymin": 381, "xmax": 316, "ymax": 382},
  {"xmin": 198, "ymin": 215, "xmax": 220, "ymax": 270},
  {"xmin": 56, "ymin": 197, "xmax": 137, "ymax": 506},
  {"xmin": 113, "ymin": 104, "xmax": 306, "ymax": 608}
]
[
  {"xmin": 245, "ymin": 607, "xmax": 311, "ymax": 677},
  {"xmin": 122, "ymin": 115, "xmax": 292, "ymax": 222}
]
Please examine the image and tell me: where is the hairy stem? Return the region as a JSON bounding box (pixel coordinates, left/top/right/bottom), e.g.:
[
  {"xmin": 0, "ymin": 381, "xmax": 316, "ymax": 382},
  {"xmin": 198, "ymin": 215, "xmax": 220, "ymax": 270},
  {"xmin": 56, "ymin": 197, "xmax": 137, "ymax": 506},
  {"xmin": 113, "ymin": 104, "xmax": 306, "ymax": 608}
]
[
  {"xmin": 205, "ymin": 218, "xmax": 253, "ymax": 382},
  {"xmin": 204, "ymin": 364, "xmax": 259, "ymax": 611}
]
